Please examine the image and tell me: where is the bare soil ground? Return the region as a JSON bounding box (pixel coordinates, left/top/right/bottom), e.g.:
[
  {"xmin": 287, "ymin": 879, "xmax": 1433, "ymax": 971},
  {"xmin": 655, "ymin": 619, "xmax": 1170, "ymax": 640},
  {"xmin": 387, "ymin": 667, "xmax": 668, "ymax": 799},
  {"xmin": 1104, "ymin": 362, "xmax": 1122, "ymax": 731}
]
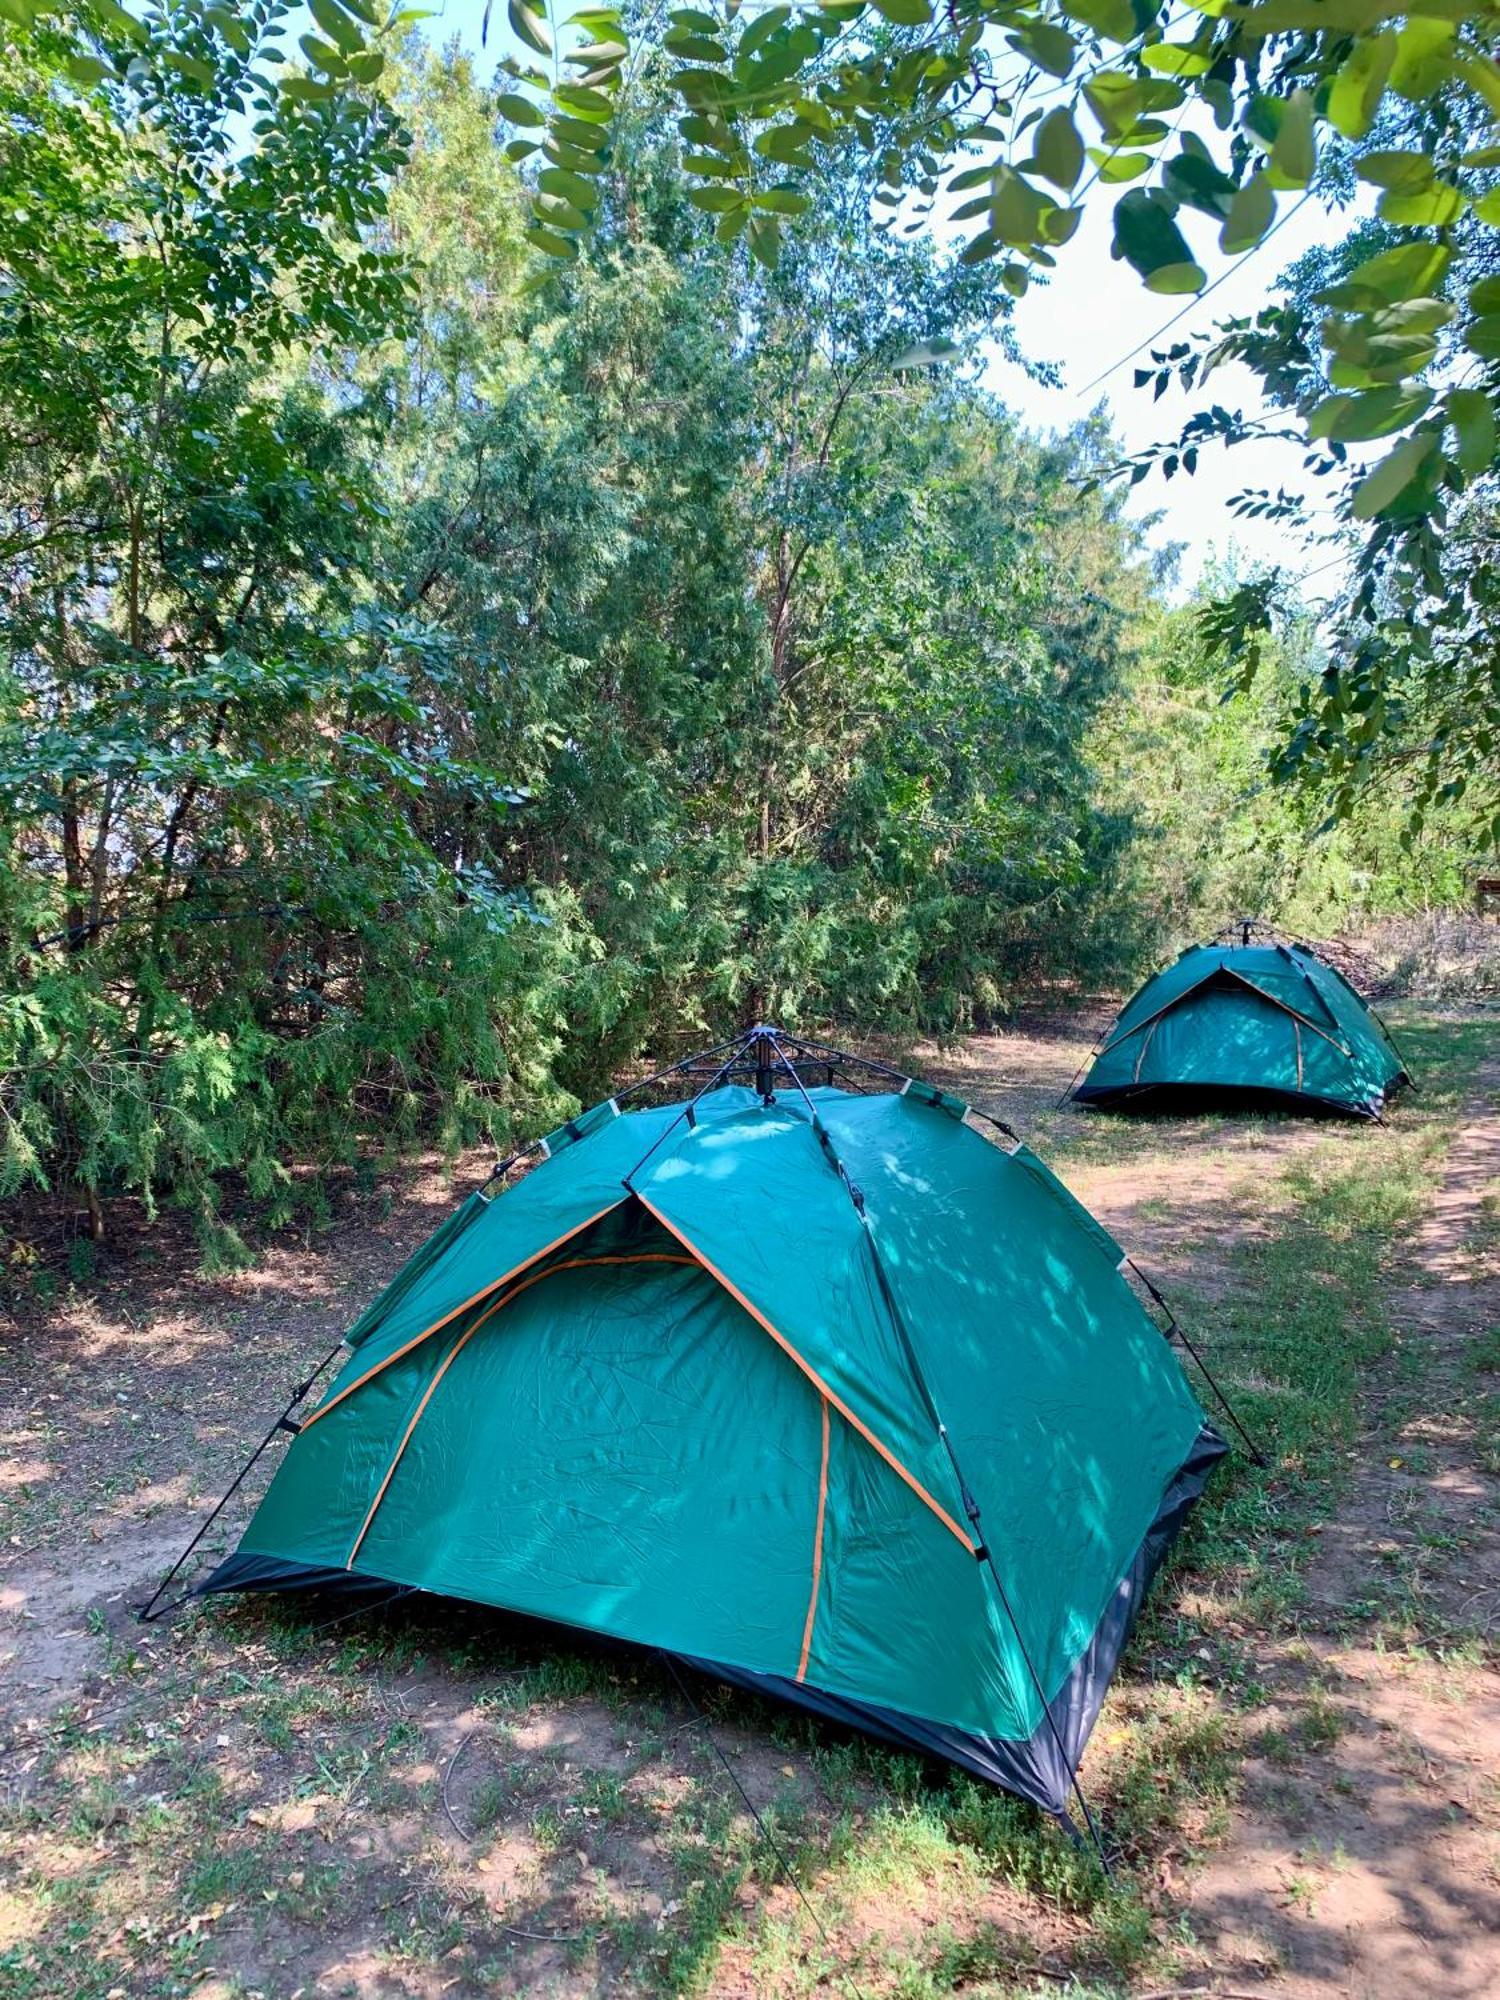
[
  {"xmin": 0, "ymin": 1004, "xmax": 1496, "ymax": 1998},
  {"xmin": 1182, "ymin": 1063, "xmax": 1500, "ymax": 1999}
]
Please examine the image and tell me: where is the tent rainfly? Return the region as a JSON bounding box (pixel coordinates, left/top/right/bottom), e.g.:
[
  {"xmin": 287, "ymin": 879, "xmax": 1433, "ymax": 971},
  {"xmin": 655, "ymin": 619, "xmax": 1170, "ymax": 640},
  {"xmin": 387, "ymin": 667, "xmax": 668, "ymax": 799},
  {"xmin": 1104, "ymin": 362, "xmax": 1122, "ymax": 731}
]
[
  {"xmin": 195, "ymin": 1027, "xmax": 1228, "ymax": 1823},
  {"xmin": 1070, "ymin": 928, "xmax": 1411, "ymax": 1120}
]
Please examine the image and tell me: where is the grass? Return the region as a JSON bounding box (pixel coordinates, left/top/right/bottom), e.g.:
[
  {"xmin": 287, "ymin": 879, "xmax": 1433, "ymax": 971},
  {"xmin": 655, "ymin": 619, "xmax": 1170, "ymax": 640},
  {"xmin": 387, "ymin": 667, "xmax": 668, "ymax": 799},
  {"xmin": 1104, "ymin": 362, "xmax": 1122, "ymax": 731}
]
[{"xmin": 0, "ymin": 1004, "xmax": 1494, "ymax": 1997}]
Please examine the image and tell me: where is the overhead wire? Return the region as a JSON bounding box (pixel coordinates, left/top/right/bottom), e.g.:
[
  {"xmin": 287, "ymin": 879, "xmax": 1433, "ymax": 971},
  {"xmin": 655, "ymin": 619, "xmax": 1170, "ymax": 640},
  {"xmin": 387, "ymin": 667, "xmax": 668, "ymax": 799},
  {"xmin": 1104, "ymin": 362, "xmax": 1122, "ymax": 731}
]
[{"xmin": 1072, "ymin": 190, "xmax": 1315, "ymax": 403}]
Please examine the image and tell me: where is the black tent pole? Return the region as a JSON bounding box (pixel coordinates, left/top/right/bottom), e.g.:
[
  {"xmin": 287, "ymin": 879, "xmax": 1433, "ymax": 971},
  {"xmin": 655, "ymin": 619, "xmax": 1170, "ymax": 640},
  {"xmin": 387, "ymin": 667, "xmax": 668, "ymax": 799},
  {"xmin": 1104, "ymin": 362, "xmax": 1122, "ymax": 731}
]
[
  {"xmin": 1124, "ymin": 1259, "xmax": 1267, "ymax": 1468},
  {"xmin": 137, "ymin": 1332, "xmax": 347, "ymax": 1622},
  {"xmin": 620, "ymin": 1030, "xmax": 757, "ymax": 1188},
  {"xmin": 762, "ymin": 1035, "xmax": 1112, "ymax": 1871}
]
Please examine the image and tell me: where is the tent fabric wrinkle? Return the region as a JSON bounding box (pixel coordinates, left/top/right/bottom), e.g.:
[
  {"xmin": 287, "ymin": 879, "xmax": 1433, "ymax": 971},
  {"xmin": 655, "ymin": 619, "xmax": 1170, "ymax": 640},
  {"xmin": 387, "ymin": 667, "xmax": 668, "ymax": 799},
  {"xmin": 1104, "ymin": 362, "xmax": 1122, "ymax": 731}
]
[{"xmin": 201, "ymin": 1044, "xmax": 1224, "ymax": 1816}]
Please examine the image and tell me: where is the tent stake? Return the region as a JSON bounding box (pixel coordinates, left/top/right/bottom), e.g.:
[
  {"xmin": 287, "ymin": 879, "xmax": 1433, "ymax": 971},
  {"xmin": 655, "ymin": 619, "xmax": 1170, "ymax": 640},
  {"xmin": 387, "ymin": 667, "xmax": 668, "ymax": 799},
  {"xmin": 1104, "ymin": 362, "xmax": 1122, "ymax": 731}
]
[
  {"xmin": 658, "ymin": 1651, "xmax": 868, "ymax": 2000},
  {"xmin": 137, "ymin": 1333, "xmax": 347, "ymax": 1622}
]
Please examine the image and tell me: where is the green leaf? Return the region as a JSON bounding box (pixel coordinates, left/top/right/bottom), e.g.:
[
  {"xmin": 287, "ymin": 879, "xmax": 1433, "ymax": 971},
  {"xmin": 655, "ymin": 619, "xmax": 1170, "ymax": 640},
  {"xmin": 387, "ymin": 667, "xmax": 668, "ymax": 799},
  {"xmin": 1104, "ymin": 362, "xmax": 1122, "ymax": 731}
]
[
  {"xmin": 1146, "ymin": 260, "xmax": 1208, "ymax": 295},
  {"xmin": 1447, "ymin": 388, "xmax": 1496, "ymax": 474},
  {"xmin": 1351, "ymin": 430, "xmax": 1436, "ymax": 520},
  {"xmin": 1084, "ymin": 71, "xmax": 1146, "ymax": 139},
  {"xmin": 81, "ymin": 0, "xmax": 148, "ymax": 44},
  {"xmin": 1220, "ymin": 173, "xmax": 1274, "ymax": 254},
  {"xmin": 1389, "ymin": 16, "xmax": 1454, "ymax": 101},
  {"xmin": 1327, "ymin": 32, "xmax": 1394, "ymax": 139},
  {"xmin": 524, "ymin": 223, "xmax": 579, "ymax": 259},
  {"xmin": 1111, "ymin": 189, "xmax": 1198, "ymax": 288},
  {"xmin": 1068, "ymin": 0, "xmax": 1135, "ymax": 39},
  {"xmin": 1377, "ymin": 181, "xmax": 1462, "ymax": 226},
  {"xmin": 534, "ymin": 193, "xmax": 589, "ymax": 230},
  {"xmin": 554, "ymin": 85, "xmax": 614, "ymax": 116},
  {"xmin": 552, "ymin": 113, "xmax": 611, "ymax": 149},
  {"xmin": 1013, "ymin": 21, "xmax": 1075, "ymax": 78},
  {"xmin": 1462, "ymin": 54, "xmax": 1500, "ymax": 118},
  {"xmin": 686, "ymin": 186, "xmax": 745, "ymax": 212},
  {"xmin": 739, "ymin": 5, "xmax": 790, "ymax": 56},
  {"xmin": 664, "ymin": 31, "xmax": 726, "ymax": 60},
  {"xmin": 1355, "ymin": 150, "xmax": 1434, "ymax": 192},
  {"xmin": 1474, "ymin": 189, "xmax": 1500, "ymax": 225},
  {"xmin": 166, "ymin": 49, "xmax": 218, "ymax": 88},
  {"xmin": 308, "ymin": 0, "xmax": 364, "ymax": 56},
  {"xmin": 869, "ymin": 0, "xmax": 931, "ymax": 20},
  {"xmin": 66, "ymin": 54, "xmax": 112, "ymax": 86},
  {"xmin": 1163, "ymin": 145, "xmax": 1235, "ymax": 218},
  {"xmin": 959, "ymin": 228, "xmax": 1002, "ymax": 265},
  {"xmin": 567, "ymin": 38, "xmax": 627, "ymax": 67},
  {"xmin": 1318, "ymin": 242, "xmax": 1450, "ymax": 310},
  {"xmin": 754, "ymin": 125, "xmax": 813, "ymax": 166},
  {"xmin": 1367, "ymin": 298, "xmax": 1453, "ymax": 337},
  {"xmin": 753, "ymin": 186, "xmax": 811, "ymax": 214},
  {"xmin": 1087, "ymin": 149, "xmax": 1154, "ymax": 184},
  {"xmin": 1307, "ymin": 385, "xmax": 1433, "ymax": 443},
  {"xmin": 747, "ymin": 213, "xmax": 780, "ymax": 267},
  {"xmin": 509, "ymin": 0, "xmax": 554, "ymax": 57},
  {"xmin": 497, "ymin": 91, "xmax": 546, "ymax": 125},
  {"xmin": 1470, "ymin": 275, "xmax": 1500, "ymax": 316},
  {"xmin": 1270, "ymin": 88, "xmax": 1315, "ymax": 187},
  {"xmin": 1465, "ymin": 316, "xmax": 1500, "ymax": 361},
  {"xmin": 985, "ymin": 166, "xmax": 1049, "ymax": 247},
  {"xmin": 1142, "ymin": 42, "xmax": 1210, "ymax": 78},
  {"xmin": 538, "ymin": 167, "xmax": 599, "ymax": 209},
  {"xmin": 1032, "ymin": 107, "xmax": 1084, "ymax": 191}
]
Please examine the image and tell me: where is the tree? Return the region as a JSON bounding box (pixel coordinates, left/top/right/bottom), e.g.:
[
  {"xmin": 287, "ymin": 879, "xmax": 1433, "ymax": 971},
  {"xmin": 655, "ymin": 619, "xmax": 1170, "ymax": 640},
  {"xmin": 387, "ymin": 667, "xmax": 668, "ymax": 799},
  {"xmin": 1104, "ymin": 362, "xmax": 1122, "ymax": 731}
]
[
  {"xmin": 490, "ymin": 0, "xmax": 1500, "ymax": 824},
  {"xmin": 0, "ymin": 12, "xmax": 548, "ymax": 1242}
]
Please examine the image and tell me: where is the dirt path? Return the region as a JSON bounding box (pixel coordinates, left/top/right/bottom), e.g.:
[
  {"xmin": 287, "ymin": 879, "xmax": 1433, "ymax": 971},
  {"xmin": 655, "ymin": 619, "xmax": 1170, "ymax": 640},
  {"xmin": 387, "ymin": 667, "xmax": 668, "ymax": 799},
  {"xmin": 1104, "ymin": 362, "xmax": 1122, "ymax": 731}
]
[
  {"xmin": 1, "ymin": 1011, "xmax": 1495, "ymax": 1998},
  {"xmin": 1185, "ymin": 1061, "xmax": 1500, "ymax": 1999}
]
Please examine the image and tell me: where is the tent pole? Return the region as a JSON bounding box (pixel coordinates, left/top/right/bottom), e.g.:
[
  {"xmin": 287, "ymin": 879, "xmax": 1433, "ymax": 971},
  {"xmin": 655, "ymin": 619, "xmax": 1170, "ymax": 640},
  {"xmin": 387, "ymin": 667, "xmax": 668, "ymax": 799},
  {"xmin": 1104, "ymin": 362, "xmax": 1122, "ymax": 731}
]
[
  {"xmin": 1124, "ymin": 1259, "xmax": 1267, "ymax": 1467},
  {"xmin": 764, "ymin": 1035, "xmax": 1112, "ymax": 1871},
  {"xmin": 938, "ymin": 1427, "xmax": 1113, "ymax": 1875},
  {"xmin": 137, "ymin": 1333, "xmax": 347, "ymax": 1622},
  {"xmin": 480, "ymin": 1032, "xmax": 755, "ymax": 1196},
  {"xmin": 619, "ymin": 1031, "xmax": 757, "ymax": 1188}
]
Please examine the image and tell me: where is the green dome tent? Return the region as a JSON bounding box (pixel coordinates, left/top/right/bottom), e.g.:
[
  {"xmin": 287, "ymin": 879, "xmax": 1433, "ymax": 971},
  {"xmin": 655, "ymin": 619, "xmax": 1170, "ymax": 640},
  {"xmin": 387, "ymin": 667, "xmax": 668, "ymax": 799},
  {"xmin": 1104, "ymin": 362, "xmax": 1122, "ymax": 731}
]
[
  {"xmin": 1071, "ymin": 928, "xmax": 1410, "ymax": 1120},
  {"xmin": 194, "ymin": 1028, "xmax": 1227, "ymax": 1822}
]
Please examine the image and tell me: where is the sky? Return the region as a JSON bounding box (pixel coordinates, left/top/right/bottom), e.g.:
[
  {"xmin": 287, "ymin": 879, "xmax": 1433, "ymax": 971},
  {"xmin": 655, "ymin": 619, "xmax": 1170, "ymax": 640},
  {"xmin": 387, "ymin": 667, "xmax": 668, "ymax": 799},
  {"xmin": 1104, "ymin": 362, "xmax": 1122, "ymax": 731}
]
[
  {"xmin": 981, "ymin": 180, "xmax": 1363, "ymax": 597},
  {"xmin": 406, "ymin": 0, "xmax": 1362, "ymax": 596}
]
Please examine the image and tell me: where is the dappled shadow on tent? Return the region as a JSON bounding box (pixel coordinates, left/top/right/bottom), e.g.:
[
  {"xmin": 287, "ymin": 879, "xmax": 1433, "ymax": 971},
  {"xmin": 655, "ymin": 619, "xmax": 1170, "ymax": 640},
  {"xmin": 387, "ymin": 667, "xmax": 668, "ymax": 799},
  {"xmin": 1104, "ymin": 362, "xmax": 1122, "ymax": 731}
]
[{"xmin": 192, "ymin": 1034, "xmax": 1224, "ymax": 1821}]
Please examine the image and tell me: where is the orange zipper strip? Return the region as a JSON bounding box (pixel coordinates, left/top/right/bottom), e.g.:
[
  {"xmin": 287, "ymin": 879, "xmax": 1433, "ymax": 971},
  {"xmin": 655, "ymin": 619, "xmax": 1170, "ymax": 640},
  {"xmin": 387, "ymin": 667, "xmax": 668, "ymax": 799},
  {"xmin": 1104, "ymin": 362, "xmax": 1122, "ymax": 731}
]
[{"xmin": 634, "ymin": 1192, "xmax": 975, "ymax": 1556}]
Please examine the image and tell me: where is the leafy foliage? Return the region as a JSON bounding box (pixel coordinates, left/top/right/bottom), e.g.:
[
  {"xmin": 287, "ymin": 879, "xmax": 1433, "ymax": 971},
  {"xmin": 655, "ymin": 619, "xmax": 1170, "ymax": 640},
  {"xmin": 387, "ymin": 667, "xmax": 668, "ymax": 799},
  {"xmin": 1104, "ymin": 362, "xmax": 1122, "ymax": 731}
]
[
  {"xmin": 0, "ymin": 28, "xmax": 1478, "ymax": 1244},
  {"xmin": 487, "ymin": 0, "xmax": 1500, "ymax": 818}
]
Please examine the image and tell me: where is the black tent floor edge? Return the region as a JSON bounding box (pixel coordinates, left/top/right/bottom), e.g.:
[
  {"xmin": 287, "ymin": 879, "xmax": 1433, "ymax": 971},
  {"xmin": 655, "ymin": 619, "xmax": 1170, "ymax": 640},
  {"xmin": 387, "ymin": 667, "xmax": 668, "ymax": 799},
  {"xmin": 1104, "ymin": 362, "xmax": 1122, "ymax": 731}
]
[
  {"xmin": 197, "ymin": 1421, "xmax": 1227, "ymax": 1820},
  {"xmin": 1073, "ymin": 1079, "xmax": 1401, "ymax": 1121}
]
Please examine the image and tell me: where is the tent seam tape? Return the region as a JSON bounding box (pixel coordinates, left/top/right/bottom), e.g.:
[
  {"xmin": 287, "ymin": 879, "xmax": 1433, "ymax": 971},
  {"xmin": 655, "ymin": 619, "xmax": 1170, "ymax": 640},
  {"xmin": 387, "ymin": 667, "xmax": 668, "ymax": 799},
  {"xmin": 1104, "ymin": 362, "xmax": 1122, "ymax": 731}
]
[
  {"xmin": 301, "ymin": 1201, "xmax": 627, "ymax": 1433},
  {"xmin": 632, "ymin": 1191, "xmax": 977, "ymax": 1556},
  {"xmin": 342, "ymin": 1249, "xmax": 700, "ymax": 1568},
  {"xmin": 797, "ymin": 1398, "xmax": 831, "ymax": 1683}
]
